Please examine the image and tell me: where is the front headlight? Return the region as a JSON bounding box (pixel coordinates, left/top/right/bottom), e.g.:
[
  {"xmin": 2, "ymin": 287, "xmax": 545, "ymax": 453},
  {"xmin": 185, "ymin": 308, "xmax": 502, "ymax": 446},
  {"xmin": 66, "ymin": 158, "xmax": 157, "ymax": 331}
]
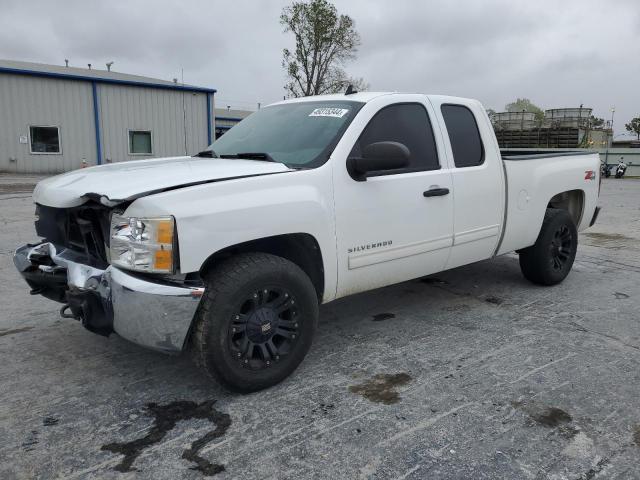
[{"xmin": 110, "ymin": 215, "xmax": 176, "ymax": 273}]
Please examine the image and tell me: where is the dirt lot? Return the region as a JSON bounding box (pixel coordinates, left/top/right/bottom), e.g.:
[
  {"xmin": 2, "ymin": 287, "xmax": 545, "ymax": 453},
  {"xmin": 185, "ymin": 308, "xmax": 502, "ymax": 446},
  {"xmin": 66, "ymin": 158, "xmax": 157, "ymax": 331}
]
[{"xmin": 1, "ymin": 178, "xmax": 639, "ymax": 480}]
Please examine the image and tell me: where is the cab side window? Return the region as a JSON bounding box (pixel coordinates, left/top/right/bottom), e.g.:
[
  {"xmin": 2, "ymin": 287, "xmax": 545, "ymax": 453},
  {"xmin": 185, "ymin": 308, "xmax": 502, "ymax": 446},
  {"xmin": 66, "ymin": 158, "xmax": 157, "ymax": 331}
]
[
  {"xmin": 351, "ymin": 103, "xmax": 439, "ymax": 174},
  {"xmin": 441, "ymin": 104, "xmax": 485, "ymax": 168}
]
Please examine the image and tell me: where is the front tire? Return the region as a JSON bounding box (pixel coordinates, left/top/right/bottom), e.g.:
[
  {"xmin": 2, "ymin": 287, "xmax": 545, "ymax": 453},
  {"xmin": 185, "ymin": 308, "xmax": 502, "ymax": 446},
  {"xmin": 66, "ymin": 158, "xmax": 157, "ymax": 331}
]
[
  {"xmin": 519, "ymin": 208, "xmax": 578, "ymax": 286},
  {"xmin": 192, "ymin": 253, "xmax": 319, "ymax": 393}
]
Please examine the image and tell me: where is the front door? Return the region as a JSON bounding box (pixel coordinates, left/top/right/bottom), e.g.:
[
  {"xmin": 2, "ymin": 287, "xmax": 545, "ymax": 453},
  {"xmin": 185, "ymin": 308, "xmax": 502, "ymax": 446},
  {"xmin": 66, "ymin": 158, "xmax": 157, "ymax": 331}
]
[
  {"xmin": 332, "ymin": 96, "xmax": 455, "ymax": 298},
  {"xmin": 430, "ymin": 98, "xmax": 504, "ymax": 270}
]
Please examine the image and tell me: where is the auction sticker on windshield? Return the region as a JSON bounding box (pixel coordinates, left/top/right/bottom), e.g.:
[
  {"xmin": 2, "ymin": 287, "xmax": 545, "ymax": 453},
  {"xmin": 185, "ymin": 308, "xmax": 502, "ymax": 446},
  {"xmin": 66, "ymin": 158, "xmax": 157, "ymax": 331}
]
[{"xmin": 309, "ymin": 108, "xmax": 350, "ymax": 118}]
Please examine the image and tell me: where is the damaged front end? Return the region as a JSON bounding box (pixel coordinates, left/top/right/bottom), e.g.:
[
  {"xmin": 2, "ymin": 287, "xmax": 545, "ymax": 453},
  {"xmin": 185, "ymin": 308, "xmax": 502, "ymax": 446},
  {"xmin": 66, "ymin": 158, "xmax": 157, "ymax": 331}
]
[
  {"xmin": 15, "ymin": 242, "xmax": 113, "ymax": 335},
  {"xmin": 14, "ymin": 238, "xmax": 205, "ymax": 353}
]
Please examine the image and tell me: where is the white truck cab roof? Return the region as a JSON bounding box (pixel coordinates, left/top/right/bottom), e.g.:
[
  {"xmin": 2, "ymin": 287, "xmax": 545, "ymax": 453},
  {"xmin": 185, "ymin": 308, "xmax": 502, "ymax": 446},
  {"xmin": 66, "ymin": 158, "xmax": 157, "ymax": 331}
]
[{"xmin": 271, "ymin": 91, "xmax": 479, "ymax": 107}]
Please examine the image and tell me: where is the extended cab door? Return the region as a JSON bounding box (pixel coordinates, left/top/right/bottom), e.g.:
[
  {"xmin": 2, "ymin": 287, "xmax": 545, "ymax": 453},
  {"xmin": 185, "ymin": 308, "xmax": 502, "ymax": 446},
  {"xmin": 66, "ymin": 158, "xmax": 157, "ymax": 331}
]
[
  {"xmin": 429, "ymin": 97, "xmax": 505, "ymax": 270},
  {"xmin": 332, "ymin": 95, "xmax": 454, "ymax": 298}
]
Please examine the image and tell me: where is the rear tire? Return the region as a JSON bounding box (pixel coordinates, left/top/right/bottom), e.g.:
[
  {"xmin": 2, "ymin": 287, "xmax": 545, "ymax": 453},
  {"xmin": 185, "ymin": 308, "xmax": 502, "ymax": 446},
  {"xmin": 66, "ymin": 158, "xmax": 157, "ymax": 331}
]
[
  {"xmin": 191, "ymin": 253, "xmax": 318, "ymax": 393},
  {"xmin": 519, "ymin": 208, "xmax": 578, "ymax": 286}
]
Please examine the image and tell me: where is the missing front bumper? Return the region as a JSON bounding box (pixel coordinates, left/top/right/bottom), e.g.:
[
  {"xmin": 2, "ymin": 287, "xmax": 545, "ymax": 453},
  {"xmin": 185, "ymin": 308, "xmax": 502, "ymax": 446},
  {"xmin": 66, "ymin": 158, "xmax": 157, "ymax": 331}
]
[{"xmin": 14, "ymin": 242, "xmax": 204, "ymax": 353}]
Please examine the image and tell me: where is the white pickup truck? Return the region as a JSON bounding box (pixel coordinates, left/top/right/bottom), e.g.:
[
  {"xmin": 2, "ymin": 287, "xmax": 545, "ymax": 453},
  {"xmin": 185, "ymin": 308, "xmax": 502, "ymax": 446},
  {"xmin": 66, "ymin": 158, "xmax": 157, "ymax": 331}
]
[{"xmin": 14, "ymin": 91, "xmax": 601, "ymax": 392}]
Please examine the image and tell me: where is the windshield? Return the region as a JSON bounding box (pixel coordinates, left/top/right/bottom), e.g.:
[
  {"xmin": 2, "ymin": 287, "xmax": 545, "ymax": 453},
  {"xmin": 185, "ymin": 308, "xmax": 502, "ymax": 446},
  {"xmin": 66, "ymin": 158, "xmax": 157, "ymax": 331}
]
[{"xmin": 207, "ymin": 100, "xmax": 364, "ymax": 168}]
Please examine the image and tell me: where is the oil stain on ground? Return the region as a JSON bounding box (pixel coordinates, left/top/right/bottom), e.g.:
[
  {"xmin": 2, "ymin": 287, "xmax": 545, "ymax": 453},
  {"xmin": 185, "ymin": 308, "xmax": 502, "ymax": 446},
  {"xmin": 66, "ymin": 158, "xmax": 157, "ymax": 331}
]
[
  {"xmin": 484, "ymin": 296, "xmax": 504, "ymax": 305},
  {"xmin": 42, "ymin": 416, "xmax": 59, "ymax": 426},
  {"xmin": 349, "ymin": 373, "xmax": 412, "ymax": 405},
  {"xmin": 21, "ymin": 430, "xmax": 39, "ymax": 451},
  {"xmin": 101, "ymin": 400, "xmax": 231, "ymax": 476},
  {"xmin": 512, "ymin": 401, "xmax": 573, "ymax": 428},
  {"xmin": 372, "ymin": 313, "xmax": 395, "ymax": 322},
  {"xmin": 0, "ymin": 326, "xmax": 34, "ymax": 337},
  {"xmin": 530, "ymin": 407, "xmax": 572, "ymax": 427},
  {"xmin": 311, "ymin": 403, "xmax": 335, "ymax": 415},
  {"xmin": 442, "ymin": 304, "xmax": 471, "ymax": 313}
]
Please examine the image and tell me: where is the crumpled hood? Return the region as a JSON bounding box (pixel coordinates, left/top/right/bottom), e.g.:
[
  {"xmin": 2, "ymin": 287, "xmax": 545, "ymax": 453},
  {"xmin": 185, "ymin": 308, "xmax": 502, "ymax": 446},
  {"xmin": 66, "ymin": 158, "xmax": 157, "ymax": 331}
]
[{"xmin": 33, "ymin": 156, "xmax": 293, "ymax": 208}]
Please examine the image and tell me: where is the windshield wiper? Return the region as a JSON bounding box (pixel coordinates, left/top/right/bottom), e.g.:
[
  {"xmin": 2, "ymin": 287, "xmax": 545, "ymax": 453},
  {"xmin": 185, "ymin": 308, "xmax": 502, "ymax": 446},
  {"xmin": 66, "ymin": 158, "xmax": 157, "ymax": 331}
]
[
  {"xmin": 195, "ymin": 149, "xmax": 219, "ymax": 158},
  {"xmin": 220, "ymin": 152, "xmax": 277, "ymax": 163}
]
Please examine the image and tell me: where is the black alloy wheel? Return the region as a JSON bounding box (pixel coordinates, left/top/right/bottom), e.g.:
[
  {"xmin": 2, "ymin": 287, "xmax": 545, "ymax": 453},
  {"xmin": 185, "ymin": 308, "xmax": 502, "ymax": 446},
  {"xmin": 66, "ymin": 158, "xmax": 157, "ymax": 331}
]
[
  {"xmin": 229, "ymin": 287, "xmax": 300, "ymax": 370},
  {"xmin": 549, "ymin": 224, "xmax": 573, "ymax": 272},
  {"xmin": 192, "ymin": 252, "xmax": 318, "ymax": 393},
  {"xmin": 519, "ymin": 208, "xmax": 578, "ymax": 286}
]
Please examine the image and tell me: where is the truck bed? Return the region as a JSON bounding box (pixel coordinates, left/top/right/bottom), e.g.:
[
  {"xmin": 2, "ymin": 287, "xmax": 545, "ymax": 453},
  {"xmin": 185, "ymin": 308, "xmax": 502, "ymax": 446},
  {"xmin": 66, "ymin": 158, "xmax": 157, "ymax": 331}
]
[
  {"xmin": 496, "ymin": 150, "xmax": 600, "ymax": 256},
  {"xmin": 501, "ymin": 150, "xmax": 593, "ymax": 161}
]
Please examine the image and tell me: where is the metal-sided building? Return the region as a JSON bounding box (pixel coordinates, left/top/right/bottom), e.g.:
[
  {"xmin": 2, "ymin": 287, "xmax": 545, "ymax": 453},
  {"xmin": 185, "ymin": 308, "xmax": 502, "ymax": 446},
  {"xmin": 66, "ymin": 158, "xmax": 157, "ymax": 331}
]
[
  {"xmin": 214, "ymin": 108, "xmax": 253, "ymax": 138},
  {"xmin": 0, "ymin": 59, "xmax": 216, "ymax": 173}
]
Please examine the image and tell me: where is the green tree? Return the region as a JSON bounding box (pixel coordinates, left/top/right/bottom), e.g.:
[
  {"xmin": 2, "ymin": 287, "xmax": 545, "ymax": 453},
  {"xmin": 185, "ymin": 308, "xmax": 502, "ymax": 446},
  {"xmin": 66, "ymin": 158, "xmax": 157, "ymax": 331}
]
[
  {"xmin": 281, "ymin": 0, "xmax": 367, "ymax": 97},
  {"xmin": 505, "ymin": 98, "xmax": 544, "ymax": 125},
  {"xmin": 626, "ymin": 117, "xmax": 640, "ymax": 140}
]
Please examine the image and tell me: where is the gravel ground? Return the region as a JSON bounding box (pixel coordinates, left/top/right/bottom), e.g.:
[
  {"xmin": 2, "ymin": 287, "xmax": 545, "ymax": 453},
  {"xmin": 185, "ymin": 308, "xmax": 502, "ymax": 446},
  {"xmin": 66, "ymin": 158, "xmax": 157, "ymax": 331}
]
[{"xmin": 1, "ymin": 178, "xmax": 639, "ymax": 480}]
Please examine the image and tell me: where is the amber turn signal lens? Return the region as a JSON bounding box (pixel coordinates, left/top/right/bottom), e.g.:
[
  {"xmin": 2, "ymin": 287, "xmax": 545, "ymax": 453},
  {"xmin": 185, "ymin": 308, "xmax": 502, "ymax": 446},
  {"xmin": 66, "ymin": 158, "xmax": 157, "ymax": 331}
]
[
  {"xmin": 157, "ymin": 220, "xmax": 174, "ymax": 244},
  {"xmin": 154, "ymin": 249, "xmax": 172, "ymax": 271}
]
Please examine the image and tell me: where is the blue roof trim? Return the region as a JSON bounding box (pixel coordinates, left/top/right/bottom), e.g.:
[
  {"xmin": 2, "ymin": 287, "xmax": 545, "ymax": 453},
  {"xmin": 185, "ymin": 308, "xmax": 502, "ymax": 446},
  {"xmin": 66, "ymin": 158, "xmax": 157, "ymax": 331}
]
[
  {"xmin": 206, "ymin": 93, "xmax": 212, "ymax": 144},
  {"xmin": 0, "ymin": 66, "xmax": 217, "ymax": 93},
  {"xmin": 216, "ymin": 116, "xmax": 245, "ymax": 122},
  {"xmin": 91, "ymin": 82, "xmax": 102, "ymax": 165}
]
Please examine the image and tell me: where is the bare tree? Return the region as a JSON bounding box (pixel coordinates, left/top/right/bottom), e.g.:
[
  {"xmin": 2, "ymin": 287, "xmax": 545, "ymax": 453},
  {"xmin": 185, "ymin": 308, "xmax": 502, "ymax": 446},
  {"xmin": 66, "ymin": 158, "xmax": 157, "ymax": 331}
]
[{"xmin": 281, "ymin": 0, "xmax": 367, "ymax": 97}]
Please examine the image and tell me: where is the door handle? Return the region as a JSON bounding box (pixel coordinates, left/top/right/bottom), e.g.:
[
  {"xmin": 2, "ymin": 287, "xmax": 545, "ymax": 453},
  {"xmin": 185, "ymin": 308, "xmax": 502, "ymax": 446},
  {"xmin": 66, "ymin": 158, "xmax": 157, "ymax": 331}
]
[{"xmin": 423, "ymin": 187, "xmax": 450, "ymax": 197}]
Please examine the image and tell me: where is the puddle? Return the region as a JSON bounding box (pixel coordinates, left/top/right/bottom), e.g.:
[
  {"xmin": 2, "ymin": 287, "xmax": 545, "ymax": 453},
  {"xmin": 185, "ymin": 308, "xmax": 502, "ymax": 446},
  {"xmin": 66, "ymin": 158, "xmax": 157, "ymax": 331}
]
[
  {"xmin": 0, "ymin": 326, "xmax": 34, "ymax": 337},
  {"xmin": 349, "ymin": 373, "xmax": 412, "ymax": 405},
  {"xmin": 101, "ymin": 400, "xmax": 231, "ymax": 476},
  {"xmin": 372, "ymin": 313, "xmax": 395, "ymax": 322}
]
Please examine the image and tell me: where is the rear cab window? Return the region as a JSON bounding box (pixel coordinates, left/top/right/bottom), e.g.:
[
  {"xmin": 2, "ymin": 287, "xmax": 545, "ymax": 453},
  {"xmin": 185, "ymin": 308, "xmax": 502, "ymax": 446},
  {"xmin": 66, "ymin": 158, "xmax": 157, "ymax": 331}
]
[
  {"xmin": 441, "ymin": 104, "xmax": 485, "ymax": 168},
  {"xmin": 351, "ymin": 103, "xmax": 440, "ymax": 175}
]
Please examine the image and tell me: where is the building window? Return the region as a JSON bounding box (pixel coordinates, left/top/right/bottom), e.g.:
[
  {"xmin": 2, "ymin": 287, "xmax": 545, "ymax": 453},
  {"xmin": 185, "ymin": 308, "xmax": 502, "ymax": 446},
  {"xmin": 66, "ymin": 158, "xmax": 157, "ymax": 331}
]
[
  {"xmin": 128, "ymin": 130, "xmax": 152, "ymax": 155},
  {"xmin": 29, "ymin": 126, "xmax": 61, "ymax": 154}
]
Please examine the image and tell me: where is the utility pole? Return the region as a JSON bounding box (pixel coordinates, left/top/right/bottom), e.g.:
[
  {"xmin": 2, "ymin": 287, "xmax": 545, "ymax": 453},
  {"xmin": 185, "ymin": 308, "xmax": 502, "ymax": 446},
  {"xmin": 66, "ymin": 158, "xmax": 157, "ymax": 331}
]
[
  {"xmin": 521, "ymin": 109, "xmax": 525, "ymax": 148},
  {"xmin": 605, "ymin": 107, "xmax": 616, "ymax": 166},
  {"xmin": 610, "ymin": 107, "xmax": 616, "ymax": 135}
]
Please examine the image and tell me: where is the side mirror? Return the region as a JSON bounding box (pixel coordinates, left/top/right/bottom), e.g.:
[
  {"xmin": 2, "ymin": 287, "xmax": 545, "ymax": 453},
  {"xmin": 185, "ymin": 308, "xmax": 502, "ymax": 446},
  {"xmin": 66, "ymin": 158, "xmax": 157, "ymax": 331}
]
[{"xmin": 347, "ymin": 141, "xmax": 410, "ymax": 181}]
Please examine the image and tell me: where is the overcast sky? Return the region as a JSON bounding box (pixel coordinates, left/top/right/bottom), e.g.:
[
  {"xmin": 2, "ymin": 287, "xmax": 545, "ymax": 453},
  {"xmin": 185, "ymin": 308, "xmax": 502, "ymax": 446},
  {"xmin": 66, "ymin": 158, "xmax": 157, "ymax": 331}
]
[{"xmin": 1, "ymin": 0, "xmax": 638, "ymax": 135}]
